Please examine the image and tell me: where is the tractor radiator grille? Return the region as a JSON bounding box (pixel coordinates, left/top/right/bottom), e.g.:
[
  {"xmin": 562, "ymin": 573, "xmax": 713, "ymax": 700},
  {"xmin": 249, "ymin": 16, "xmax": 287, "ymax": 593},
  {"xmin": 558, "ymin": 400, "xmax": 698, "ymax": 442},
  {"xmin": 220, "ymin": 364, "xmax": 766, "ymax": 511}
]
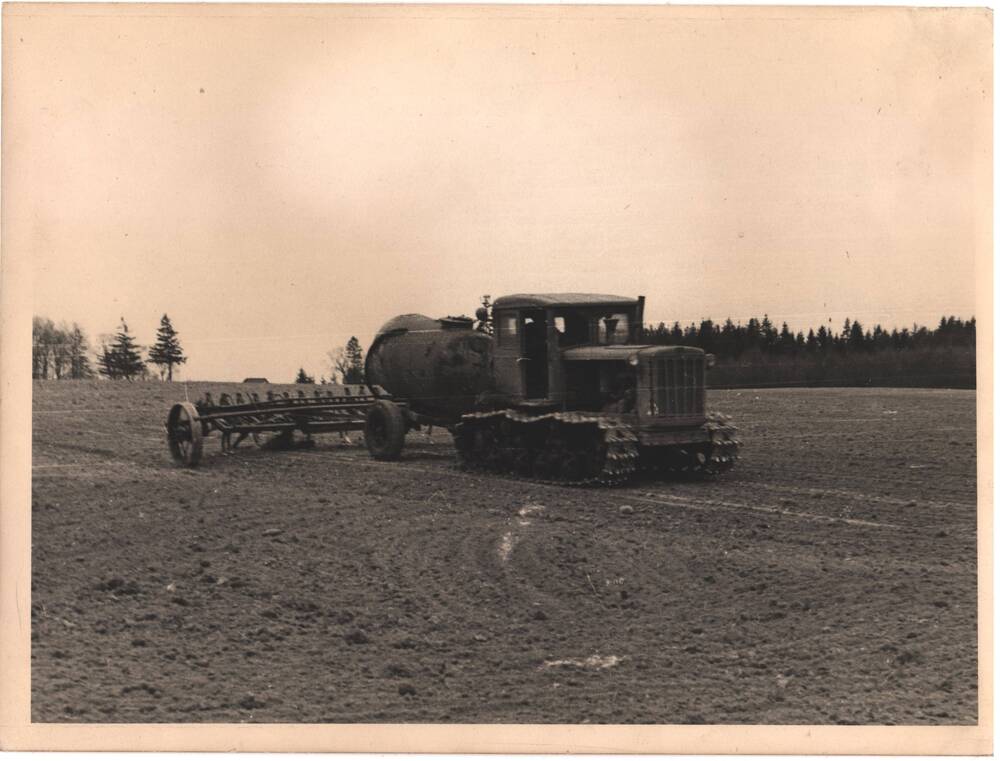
[{"xmin": 648, "ymin": 356, "xmax": 705, "ymax": 417}]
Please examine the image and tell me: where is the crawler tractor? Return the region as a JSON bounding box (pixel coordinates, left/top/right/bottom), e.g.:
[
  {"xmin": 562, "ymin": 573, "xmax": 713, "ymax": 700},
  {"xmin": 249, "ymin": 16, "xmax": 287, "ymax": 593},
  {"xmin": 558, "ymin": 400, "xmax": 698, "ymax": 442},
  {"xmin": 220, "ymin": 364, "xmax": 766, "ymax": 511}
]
[{"xmin": 363, "ymin": 293, "xmax": 740, "ymax": 485}]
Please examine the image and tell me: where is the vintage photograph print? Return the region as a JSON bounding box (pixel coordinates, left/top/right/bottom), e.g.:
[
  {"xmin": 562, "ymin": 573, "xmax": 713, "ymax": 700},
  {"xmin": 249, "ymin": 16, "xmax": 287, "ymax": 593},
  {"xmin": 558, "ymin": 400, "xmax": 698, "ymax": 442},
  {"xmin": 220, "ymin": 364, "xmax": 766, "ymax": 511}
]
[{"xmin": 2, "ymin": 1, "xmax": 991, "ymax": 750}]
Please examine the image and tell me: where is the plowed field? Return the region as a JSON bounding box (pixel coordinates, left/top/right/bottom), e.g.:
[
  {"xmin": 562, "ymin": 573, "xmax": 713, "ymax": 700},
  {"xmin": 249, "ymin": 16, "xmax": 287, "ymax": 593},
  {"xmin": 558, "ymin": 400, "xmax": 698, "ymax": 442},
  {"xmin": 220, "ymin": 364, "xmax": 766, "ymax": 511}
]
[{"xmin": 31, "ymin": 381, "xmax": 978, "ymax": 724}]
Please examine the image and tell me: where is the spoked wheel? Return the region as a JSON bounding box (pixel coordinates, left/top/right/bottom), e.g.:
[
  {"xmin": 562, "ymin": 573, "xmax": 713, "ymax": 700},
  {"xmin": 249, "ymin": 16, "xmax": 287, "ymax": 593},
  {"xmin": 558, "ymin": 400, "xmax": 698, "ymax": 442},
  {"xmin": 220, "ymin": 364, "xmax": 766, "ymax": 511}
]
[{"xmin": 166, "ymin": 402, "xmax": 204, "ymax": 467}]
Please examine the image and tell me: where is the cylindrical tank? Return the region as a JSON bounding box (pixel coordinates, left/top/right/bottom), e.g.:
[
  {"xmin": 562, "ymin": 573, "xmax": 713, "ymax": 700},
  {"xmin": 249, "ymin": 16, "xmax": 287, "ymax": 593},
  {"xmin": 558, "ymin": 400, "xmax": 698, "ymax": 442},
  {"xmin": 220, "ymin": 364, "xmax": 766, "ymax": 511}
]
[{"xmin": 364, "ymin": 314, "xmax": 495, "ymax": 421}]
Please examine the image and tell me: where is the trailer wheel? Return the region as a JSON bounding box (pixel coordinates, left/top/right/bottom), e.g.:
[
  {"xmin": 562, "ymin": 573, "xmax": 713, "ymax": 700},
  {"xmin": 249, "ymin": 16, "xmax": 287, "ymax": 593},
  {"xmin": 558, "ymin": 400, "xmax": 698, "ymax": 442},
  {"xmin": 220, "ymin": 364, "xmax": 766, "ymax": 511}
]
[
  {"xmin": 365, "ymin": 400, "xmax": 406, "ymax": 461},
  {"xmin": 167, "ymin": 402, "xmax": 204, "ymax": 467}
]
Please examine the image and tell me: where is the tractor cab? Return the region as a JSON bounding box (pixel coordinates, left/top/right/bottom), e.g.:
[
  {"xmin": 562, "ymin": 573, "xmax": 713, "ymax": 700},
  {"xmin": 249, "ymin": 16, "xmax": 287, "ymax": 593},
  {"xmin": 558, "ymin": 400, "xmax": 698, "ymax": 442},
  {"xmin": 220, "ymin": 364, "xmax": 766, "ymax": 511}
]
[
  {"xmin": 489, "ymin": 293, "xmax": 710, "ymax": 432},
  {"xmin": 490, "ymin": 293, "xmax": 645, "ymax": 404}
]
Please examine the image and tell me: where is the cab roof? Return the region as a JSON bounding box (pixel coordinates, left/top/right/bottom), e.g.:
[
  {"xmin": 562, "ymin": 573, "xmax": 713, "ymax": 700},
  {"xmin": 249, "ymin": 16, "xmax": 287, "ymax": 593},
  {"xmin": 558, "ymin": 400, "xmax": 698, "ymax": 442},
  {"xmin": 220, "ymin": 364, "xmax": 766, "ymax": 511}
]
[{"xmin": 492, "ymin": 293, "xmax": 638, "ymax": 310}]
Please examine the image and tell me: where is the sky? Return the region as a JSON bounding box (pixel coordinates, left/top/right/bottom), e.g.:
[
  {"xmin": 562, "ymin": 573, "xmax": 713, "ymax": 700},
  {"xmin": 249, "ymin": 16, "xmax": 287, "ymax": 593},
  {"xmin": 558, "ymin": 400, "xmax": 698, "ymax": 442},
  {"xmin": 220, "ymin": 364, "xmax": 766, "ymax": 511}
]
[{"xmin": 6, "ymin": 5, "xmax": 991, "ymax": 382}]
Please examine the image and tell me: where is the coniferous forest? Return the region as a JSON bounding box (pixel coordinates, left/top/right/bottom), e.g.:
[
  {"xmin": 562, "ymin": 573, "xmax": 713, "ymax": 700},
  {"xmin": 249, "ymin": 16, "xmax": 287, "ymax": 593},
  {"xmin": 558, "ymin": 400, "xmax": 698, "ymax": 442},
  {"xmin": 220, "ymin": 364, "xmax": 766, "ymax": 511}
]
[
  {"xmin": 640, "ymin": 315, "xmax": 976, "ymax": 389},
  {"xmin": 35, "ymin": 313, "xmax": 976, "ymax": 389}
]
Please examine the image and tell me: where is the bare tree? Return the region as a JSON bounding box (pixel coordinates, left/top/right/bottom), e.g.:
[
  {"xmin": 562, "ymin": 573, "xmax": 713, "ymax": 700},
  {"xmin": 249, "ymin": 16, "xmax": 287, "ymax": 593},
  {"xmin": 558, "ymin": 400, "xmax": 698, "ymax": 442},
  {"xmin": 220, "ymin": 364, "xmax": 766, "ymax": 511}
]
[
  {"xmin": 32, "ymin": 317, "xmax": 56, "ymax": 379},
  {"xmin": 51, "ymin": 321, "xmax": 73, "ymax": 379},
  {"xmin": 67, "ymin": 323, "xmax": 93, "ymax": 379},
  {"xmin": 327, "ymin": 337, "xmax": 365, "ymax": 384}
]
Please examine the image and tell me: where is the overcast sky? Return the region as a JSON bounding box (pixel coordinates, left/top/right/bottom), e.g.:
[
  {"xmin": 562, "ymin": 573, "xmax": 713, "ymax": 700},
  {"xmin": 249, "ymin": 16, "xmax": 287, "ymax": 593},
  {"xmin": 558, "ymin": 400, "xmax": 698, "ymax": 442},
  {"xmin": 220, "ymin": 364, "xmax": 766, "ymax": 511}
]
[{"xmin": 8, "ymin": 5, "xmax": 990, "ymax": 382}]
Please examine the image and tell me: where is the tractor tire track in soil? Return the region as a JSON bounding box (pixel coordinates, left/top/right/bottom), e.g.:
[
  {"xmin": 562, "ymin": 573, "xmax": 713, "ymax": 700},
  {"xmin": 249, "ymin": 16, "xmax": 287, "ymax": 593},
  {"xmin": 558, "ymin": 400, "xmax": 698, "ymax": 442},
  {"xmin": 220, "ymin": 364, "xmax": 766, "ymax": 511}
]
[{"xmin": 31, "ymin": 381, "xmax": 977, "ymax": 723}]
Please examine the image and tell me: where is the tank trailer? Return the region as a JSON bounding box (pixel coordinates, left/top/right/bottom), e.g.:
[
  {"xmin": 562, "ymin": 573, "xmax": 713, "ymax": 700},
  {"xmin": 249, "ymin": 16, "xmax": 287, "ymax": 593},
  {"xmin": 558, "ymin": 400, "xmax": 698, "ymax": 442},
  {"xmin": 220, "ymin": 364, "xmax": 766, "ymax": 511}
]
[{"xmin": 166, "ymin": 293, "xmax": 740, "ymax": 486}]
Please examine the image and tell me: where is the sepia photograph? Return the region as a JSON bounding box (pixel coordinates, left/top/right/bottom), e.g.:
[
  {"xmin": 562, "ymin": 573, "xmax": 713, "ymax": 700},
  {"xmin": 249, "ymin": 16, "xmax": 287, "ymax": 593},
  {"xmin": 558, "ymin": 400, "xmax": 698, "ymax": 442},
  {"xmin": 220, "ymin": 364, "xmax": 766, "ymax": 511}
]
[{"xmin": 0, "ymin": 1, "xmax": 992, "ymax": 753}]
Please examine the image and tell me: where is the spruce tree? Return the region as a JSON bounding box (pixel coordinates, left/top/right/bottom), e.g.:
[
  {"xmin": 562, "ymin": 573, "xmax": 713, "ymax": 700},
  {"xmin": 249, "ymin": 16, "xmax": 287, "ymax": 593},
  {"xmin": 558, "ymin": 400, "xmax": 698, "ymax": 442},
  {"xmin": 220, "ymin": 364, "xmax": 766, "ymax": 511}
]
[
  {"xmin": 849, "ymin": 320, "xmax": 865, "ymax": 351},
  {"xmin": 111, "ymin": 318, "xmax": 145, "ymax": 380},
  {"xmin": 697, "ymin": 319, "xmax": 716, "ymax": 353},
  {"xmin": 816, "ymin": 325, "xmax": 830, "ymax": 351},
  {"xmin": 148, "ymin": 314, "xmax": 187, "ymax": 381},
  {"xmin": 343, "ymin": 337, "xmax": 365, "ymax": 383},
  {"xmin": 97, "ymin": 341, "xmax": 119, "ymax": 379},
  {"xmin": 778, "ymin": 322, "xmax": 794, "ymax": 353},
  {"xmin": 760, "ymin": 315, "xmax": 777, "ymax": 353},
  {"xmin": 806, "ymin": 328, "xmax": 818, "ymax": 353},
  {"xmin": 745, "ymin": 317, "xmax": 761, "ymax": 353},
  {"xmin": 295, "ymin": 368, "xmax": 315, "ymax": 384}
]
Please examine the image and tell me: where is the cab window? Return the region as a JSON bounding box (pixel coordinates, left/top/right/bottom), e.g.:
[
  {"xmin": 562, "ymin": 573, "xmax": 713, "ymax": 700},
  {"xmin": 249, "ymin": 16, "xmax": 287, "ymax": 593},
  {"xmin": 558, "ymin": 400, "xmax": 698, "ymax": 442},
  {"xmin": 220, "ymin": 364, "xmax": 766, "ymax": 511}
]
[
  {"xmin": 497, "ymin": 314, "xmax": 517, "ymax": 346},
  {"xmin": 597, "ymin": 312, "xmax": 630, "ymax": 344}
]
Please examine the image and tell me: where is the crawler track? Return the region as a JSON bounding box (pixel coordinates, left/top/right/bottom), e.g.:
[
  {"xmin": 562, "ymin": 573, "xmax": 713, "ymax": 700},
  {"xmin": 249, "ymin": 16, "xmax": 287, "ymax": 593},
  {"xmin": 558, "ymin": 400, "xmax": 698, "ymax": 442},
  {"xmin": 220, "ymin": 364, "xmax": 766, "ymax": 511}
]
[
  {"xmin": 453, "ymin": 410, "xmax": 740, "ymax": 486},
  {"xmin": 454, "ymin": 411, "xmax": 639, "ymax": 487}
]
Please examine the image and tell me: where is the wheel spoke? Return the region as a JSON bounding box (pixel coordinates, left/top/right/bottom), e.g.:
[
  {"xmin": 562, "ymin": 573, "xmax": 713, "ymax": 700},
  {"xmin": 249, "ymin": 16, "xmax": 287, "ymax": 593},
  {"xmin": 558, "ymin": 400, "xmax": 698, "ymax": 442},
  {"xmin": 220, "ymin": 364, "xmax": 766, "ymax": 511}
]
[{"xmin": 166, "ymin": 402, "xmax": 204, "ymax": 467}]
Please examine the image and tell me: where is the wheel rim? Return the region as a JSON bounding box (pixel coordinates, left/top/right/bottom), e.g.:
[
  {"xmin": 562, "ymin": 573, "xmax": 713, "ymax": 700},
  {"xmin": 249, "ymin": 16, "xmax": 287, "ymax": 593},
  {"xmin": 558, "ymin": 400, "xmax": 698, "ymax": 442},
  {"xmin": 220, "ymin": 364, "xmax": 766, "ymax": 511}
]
[
  {"xmin": 171, "ymin": 408, "xmax": 192, "ymax": 460},
  {"xmin": 167, "ymin": 403, "xmax": 202, "ymax": 466}
]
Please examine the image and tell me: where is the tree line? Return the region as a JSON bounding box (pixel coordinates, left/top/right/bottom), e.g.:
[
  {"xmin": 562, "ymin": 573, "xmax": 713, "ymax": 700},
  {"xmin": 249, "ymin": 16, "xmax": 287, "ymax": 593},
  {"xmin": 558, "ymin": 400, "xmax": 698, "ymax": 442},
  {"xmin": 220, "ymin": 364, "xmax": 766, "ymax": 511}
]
[
  {"xmin": 640, "ymin": 315, "xmax": 976, "ymax": 389},
  {"xmin": 33, "ymin": 314, "xmax": 186, "ymax": 381},
  {"xmin": 35, "ymin": 313, "xmax": 366, "ymax": 386},
  {"xmin": 31, "ymin": 318, "xmax": 93, "ymax": 379},
  {"xmin": 291, "ymin": 315, "xmax": 977, "ymax": 389},
  {"xmin": 640, "ymin": 315, "xmax": 975, "ymax": 357},
  {"xmin": 36, "ymin": 310, "xmax": 975, "ymax": 389}
]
